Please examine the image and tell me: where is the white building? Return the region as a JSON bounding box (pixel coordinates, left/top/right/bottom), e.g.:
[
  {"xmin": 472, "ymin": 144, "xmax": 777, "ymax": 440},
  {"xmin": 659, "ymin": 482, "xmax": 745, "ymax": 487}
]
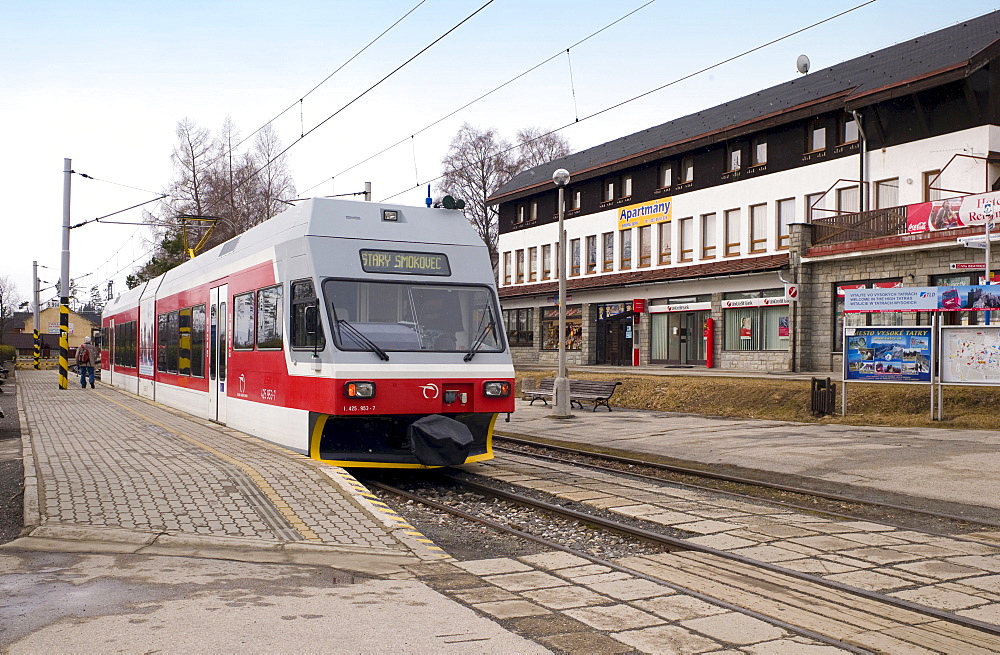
[{"xmin": 491, "ymin": 11, "xmax": 1000, "ymax": 372}]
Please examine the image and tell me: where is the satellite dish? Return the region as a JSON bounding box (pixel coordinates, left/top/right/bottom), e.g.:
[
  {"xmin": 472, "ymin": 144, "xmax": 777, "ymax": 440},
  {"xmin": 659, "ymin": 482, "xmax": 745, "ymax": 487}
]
[{"xmin": 796, "ymin": 55, "xmax": 810, "ymax": 74}]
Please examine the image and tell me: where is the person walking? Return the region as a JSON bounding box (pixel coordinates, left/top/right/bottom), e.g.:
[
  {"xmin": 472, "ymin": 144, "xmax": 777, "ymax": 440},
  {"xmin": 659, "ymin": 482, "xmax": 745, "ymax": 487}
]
[{"xmin": 76, "ymin": 336, "xmax": 99, "ymax": 389}]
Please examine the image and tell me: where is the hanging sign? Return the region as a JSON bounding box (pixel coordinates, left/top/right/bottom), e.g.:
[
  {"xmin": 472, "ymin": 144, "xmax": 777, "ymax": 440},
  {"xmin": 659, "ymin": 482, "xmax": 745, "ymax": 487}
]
[{"xmin": 843, "ymin": 287, "xmax": 938, "ymax": 312}]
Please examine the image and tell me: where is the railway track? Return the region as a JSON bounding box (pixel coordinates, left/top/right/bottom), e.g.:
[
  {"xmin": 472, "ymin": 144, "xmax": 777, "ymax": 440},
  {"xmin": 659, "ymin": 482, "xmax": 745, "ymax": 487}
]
[
  {"xmin": 495, "ymin": 435, "xmax": 1000, "ymax": 536},
  {"xmin": 370, "ymin": 472, "xmax": 1000, "ymax": 653}
]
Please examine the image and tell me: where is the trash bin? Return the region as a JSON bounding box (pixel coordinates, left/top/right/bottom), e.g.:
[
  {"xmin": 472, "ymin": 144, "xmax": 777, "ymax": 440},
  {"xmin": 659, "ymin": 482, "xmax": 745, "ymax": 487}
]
[{"xmin": 811, "ymin": 377, "xmax": 836, "ymax": 416}]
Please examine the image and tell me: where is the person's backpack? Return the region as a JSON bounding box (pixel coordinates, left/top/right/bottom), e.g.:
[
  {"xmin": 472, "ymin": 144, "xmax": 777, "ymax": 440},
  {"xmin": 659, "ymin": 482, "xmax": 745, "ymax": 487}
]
[{"xmin": 78, "ymin": 347, "xmax": 90, "ymax": 364}]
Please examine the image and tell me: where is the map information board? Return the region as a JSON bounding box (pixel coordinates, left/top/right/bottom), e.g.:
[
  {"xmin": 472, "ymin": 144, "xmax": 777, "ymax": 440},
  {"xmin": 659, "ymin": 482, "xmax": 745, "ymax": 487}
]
[{"xmin": 941, "ymin": 326, "xmax": 1000, "ymax": 384}]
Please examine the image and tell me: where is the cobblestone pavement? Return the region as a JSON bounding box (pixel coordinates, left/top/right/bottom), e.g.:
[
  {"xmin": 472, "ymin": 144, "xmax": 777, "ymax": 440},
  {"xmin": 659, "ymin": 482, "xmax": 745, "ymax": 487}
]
[
  {"xmin": 410, "ymin": 554, "xmax": 850, "ymax": 653},
  {"xmin": 468, "ymin": 452, "xmax": 1000, "ymax": 627},
  {"xmin": 14, "ymin": 370, "xmax": 434, "ymax": 565}
]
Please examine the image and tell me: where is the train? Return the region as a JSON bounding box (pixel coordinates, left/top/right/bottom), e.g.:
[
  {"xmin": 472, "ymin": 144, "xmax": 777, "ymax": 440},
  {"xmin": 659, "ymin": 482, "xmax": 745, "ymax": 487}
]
[{"xmin": 101, "ymin": 198, "xmax": 515, "ymax": 468}]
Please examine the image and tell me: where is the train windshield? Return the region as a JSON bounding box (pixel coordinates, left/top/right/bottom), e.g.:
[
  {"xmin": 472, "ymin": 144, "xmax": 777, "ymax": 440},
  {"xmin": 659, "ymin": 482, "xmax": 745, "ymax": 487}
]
[{"xmin": 323, "ymin": 279, "xmax": 504, "ymax": 354}]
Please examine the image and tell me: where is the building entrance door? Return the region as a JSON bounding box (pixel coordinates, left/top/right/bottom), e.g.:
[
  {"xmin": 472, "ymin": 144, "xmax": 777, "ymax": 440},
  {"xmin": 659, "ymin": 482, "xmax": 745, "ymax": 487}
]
[
  {"xmin": 663, "ymin": 311, "xmax": 708, "ymax": 365},
  {"xmin": 596, "ymin": 312, "xmax": 634, "ymax": 366}
]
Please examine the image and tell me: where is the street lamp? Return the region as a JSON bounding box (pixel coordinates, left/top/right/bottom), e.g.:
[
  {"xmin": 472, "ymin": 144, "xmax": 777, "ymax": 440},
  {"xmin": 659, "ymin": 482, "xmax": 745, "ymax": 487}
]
[{"xmin": 552, "ymin": 168, "xmax": 573, "ymax": 418}]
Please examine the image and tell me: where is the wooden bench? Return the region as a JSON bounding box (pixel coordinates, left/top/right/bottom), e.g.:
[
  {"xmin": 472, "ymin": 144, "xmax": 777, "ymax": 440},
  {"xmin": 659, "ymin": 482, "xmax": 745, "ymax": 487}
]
[{"xmin": 523, "ymin": 377, "xmax": 621, "ymax": 412}]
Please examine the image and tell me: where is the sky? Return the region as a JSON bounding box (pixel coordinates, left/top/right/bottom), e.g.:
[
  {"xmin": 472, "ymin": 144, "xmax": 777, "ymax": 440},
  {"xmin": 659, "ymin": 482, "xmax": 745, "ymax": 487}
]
[{"xmin": 2, "ymin": 0, "xmax": 998, "ymax": 309}]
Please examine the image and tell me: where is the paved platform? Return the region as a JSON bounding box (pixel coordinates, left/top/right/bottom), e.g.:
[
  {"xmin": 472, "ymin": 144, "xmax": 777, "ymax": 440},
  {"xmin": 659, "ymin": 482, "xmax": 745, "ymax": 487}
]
[
  {"xmin": 498, "ymin": 399, "xmax": 1000, "ymax": 520},
  {"xmin": 6, "ymin": 370, "xmax": 441, "ymax": 572}
]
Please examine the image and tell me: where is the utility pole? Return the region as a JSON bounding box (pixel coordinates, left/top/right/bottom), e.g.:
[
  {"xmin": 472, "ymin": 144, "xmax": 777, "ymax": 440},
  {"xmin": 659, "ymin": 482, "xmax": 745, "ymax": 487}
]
[
  {"xmin": 59, "ymin": 158, "xmax": 71, "ymax": 390},
  {"xmin": 32, "ymin": 260, "xmax": 40, "ymax": 370}
]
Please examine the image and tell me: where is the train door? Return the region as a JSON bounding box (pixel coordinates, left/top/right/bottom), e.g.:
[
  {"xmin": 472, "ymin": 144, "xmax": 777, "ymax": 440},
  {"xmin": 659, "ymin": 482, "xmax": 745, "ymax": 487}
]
[
  {"xmin": 209, "ymin": 285, "xmax": 228, "ymax": 424},
  {"xmin": 106, "ymin": 318, "xmax": 114, "ymax": 385}
]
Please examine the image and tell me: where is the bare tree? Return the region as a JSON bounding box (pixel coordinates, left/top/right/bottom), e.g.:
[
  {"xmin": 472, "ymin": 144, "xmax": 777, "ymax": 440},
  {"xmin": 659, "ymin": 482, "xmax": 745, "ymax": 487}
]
[
  {"xmin": 131, "ymin": 118, "xmax": 297, "ymax": 285},
  {"xmin": 515, "ymin": 127, "xmax": 572, "ymax": 169},
  {"xmin": 0, "ymin": 276, "xmax": 21, "ymax": 344},
  {"xmin": 439, "ymin": 123, "xmax": 571, "ymax": 266}
]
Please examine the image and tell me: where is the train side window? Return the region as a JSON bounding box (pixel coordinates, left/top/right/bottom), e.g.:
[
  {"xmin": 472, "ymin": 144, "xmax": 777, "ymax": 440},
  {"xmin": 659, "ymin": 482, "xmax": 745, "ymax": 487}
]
[
  {"xmin": 157, "ymin": 313, "xmax": 168, "ymax": 372},
  {"xmin": 167, "ymin": 310, "xmax": 180, "ymax": 373},
  {"xmin": 178, "ymin": 308, "xmax": 192, "ymax": 375},
  {"xmin": 191, "ymin": 305, "xmax": 206, "ymax": 377},
  {"xmin": 256, "ymin": 285, "xmax": 284, "ymax": 350},
  {"xmin": 233, "ymin": 292, "xmax": 255, "ymax": 350},
  {"xmin": 291, "ymin": 280, "xmax": 326, "ymax": 350}
]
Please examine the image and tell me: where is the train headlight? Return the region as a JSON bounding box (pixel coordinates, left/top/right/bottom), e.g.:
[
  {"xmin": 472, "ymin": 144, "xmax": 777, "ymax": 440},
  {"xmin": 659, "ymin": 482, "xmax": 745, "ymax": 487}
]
[
  {"xmin": 345, "ymin": 381, "xmax": 376, "ymax": 398},
  {"xmin": 483, "ymin": 381, "xmax": 511, "ymax": 398}
]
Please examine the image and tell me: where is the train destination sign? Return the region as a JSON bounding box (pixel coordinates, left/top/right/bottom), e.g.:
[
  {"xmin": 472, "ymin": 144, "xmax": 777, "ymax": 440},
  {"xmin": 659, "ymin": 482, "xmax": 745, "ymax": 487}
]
[{"xmin": 359, "ymin": 249, "xmax": 451, "ymax": 276}]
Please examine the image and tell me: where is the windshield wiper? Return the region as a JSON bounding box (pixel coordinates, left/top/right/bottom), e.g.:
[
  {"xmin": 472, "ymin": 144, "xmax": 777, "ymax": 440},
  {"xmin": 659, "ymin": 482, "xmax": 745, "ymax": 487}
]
[
  {"xmin": 337, "ymin": 320, "xmax": 389, "ymax": 361},
  {"xmin": 464, "ymin": 308, "xmax": 496, "ymax": 362}
]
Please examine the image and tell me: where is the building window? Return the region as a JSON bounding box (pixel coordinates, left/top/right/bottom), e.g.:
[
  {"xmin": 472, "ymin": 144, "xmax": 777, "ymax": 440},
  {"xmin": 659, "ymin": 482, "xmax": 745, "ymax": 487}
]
[
  {"xmin": 836, "ymin": 186, "xmax": 860, "ymax": 214},
  {"xmin": 571, "ymin": 238, "xmax": 581, "ymax": 276},
  {"xmin": 638, "ymin": 225, "xmax": 651, "ymax": 267},
  {"xmin": 808, "ymin": 121, "xmax": 826, "ymax": 152},
  {"xmin": 751, "ymin": 136, "xmax": 767, "ymax": 166},
  {"xmin": 924, "ymin": 170, "xmax": 942, "ymax": 202},
  {"xmin": 515, "ymin": 205, "xmax": 525, "ymax": 224},
  {"xmin": 541, "ymin": 305, "xmax": 582, "ymax": 351},
  {"xmin": 659, "ymin": 164, "xmax": 672, "ymax": 189},
  {"xmin": 602, "ymin": 232, "xmax": 614, "ymax": 271},
  {"xmin": 658, "ymin": 222, "xmax": 671, "ymax": 264},
  {"xmin": 806, "ymin": 192, "xmax": 825, "ymax": 221},
  {"xmin": 679, "ymin": 217, "xmax": 693, "ymax": 261},
  {"xmin": 571, "ymin": 189, "xmax": 581, "ymax": 210},
  {"xmin": 841, "ymin": 114, "xmax": 859, "ymax": 144},
  {"xmin": 604, "ymin": 179, "xmax": 615, "ymax": 202},
  {"xmin": 727, "ymin": 145, "xmax": 741, "ymax": 172},
  {"xmin": 503, "ymin": 252, "xmax": 511, "ymax": 285},
  {"xmin": 724, "ymin": 290, "xmax": 789, "ymax": 351},
  {"xmin": 515, "ymin": 249, "xmax": 525, "ymax": 283},
  {"xmin": 621, "ymin": 174, "xmax": 633, "ymax": 199},
  {"xmin": 586, "ymin": 235, "xmax": 597, "ymax": 274},
  {"xmin": 528, "ymin": 247, "xmax": 537, "ymax": 281},
  {"xmin": 503, "ymin": 308, "xmax": 534, "ymax": 347},
  {"xmin": 724, "ymin": 208, "xmax": 741, "ymax": 256},
  {"xmin": 291, "ymin": 279, "xmax": 325, "ymax": 351},
  {"xmin": 681, "ymin": 156, "xmax": 694, "ymax": 183},
  {"xmin": 701, "ymin": 213, "xmax": 717, "ymax": 259},
  {"xmin": 777, "ymin": 198, "xmax": 794, "ymax": 249},
  {"xmin": 620, "ymin": 230, "xmax": 632, "ymax": 269},
  {"xmin": 875, "ymin": 178, "xmax": 899, "ymax": 209},
  {"xmin": 233, "ymin": 292, "xmax": 255, "ymax": 350},
  {"xmin": 541, "ymin": 244, "xmax": 552, "ymax": 280},
  {"xmin": 529, "ymin": 201, "xmax": 538, "ymax": 221},
  {"xmin": 750, "ymin": 204, "xmax": 767, "ymax": 252}
]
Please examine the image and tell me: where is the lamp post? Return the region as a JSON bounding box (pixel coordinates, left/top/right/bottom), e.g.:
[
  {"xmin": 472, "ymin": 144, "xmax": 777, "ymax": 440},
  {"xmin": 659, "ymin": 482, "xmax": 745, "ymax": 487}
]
[{"xmin": 552, "ymin": 168, "xmax": 573, "ymax": 418}]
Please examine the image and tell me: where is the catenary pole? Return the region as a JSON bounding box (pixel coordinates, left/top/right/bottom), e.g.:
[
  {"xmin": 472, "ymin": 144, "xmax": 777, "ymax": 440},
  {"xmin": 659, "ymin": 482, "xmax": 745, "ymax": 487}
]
[
  {"xmin": 59, "ymin": 158, "xmax": 71, "ymax": 389},
  {"xmin": 32, "ymin": 260, "xmax": 40, "ymax": 369}
]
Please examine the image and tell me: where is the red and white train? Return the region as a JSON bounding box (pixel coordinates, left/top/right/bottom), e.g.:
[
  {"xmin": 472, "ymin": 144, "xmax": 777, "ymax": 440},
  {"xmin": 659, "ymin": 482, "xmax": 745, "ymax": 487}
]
[{"xmin": 102, "ymin": 198, "xmax": 514, "ymax": 468}]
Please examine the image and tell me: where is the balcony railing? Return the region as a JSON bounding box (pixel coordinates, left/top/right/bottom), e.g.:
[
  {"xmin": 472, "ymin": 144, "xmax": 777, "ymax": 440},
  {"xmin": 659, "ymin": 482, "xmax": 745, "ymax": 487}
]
[{"xmin": 810, "ymin": 207, "xmax": 907, "ymax": 246}]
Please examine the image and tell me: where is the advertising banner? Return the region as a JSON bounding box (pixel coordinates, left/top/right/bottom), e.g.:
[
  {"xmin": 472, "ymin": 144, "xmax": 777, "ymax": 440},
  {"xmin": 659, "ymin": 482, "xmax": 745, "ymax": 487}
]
[
  {"xmin": 844, "ymin": 327, "xmax": 932, "ymax": 383},
  {"xmin": 938, "ymin": 285, "xmax": 1000, "ymax": 310},
  {"xmin": 905, "ymin": 190, "xmax": 1000, "ymax": 234},
  {"xmin": 618, "ymin": 198, "xmax": 672, "ymax": 230},
  {"xmin": 843, "ymin": 287, "xmax": 938, "ymax": 312}
]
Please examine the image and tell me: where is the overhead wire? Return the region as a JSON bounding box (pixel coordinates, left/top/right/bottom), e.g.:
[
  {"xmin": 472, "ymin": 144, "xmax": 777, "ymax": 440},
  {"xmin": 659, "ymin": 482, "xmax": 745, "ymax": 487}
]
[
  {"xmin": 301, "ymin": 0, "xmax": 656, "ymax": 195},
  {"xmin": 378, "ymin": 0, "xmax": 878, "ymax": 202},
  {"xmin": 245, "ymin": 0, "xmax": 497, "ymax": 191}
]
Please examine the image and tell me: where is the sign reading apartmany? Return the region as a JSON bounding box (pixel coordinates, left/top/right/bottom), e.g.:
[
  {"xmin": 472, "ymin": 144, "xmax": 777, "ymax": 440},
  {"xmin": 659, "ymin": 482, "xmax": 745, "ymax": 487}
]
[{"xmin": 618, "ymin": 198, "xmax": 672, "ymax": 230}]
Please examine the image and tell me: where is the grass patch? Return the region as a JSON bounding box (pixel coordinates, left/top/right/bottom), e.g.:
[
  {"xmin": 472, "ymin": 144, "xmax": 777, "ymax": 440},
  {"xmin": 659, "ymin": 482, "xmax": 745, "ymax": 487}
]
[{"xmin": 516, "ymin": 370, "xmax": 999, "ymax": 430}]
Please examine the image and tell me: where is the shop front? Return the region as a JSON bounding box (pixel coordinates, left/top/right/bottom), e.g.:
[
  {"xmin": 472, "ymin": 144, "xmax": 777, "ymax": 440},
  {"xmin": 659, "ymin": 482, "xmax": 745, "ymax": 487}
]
[{"xmin": 649, "ymin": 298, "xmax": 711, "ymax": 366}]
